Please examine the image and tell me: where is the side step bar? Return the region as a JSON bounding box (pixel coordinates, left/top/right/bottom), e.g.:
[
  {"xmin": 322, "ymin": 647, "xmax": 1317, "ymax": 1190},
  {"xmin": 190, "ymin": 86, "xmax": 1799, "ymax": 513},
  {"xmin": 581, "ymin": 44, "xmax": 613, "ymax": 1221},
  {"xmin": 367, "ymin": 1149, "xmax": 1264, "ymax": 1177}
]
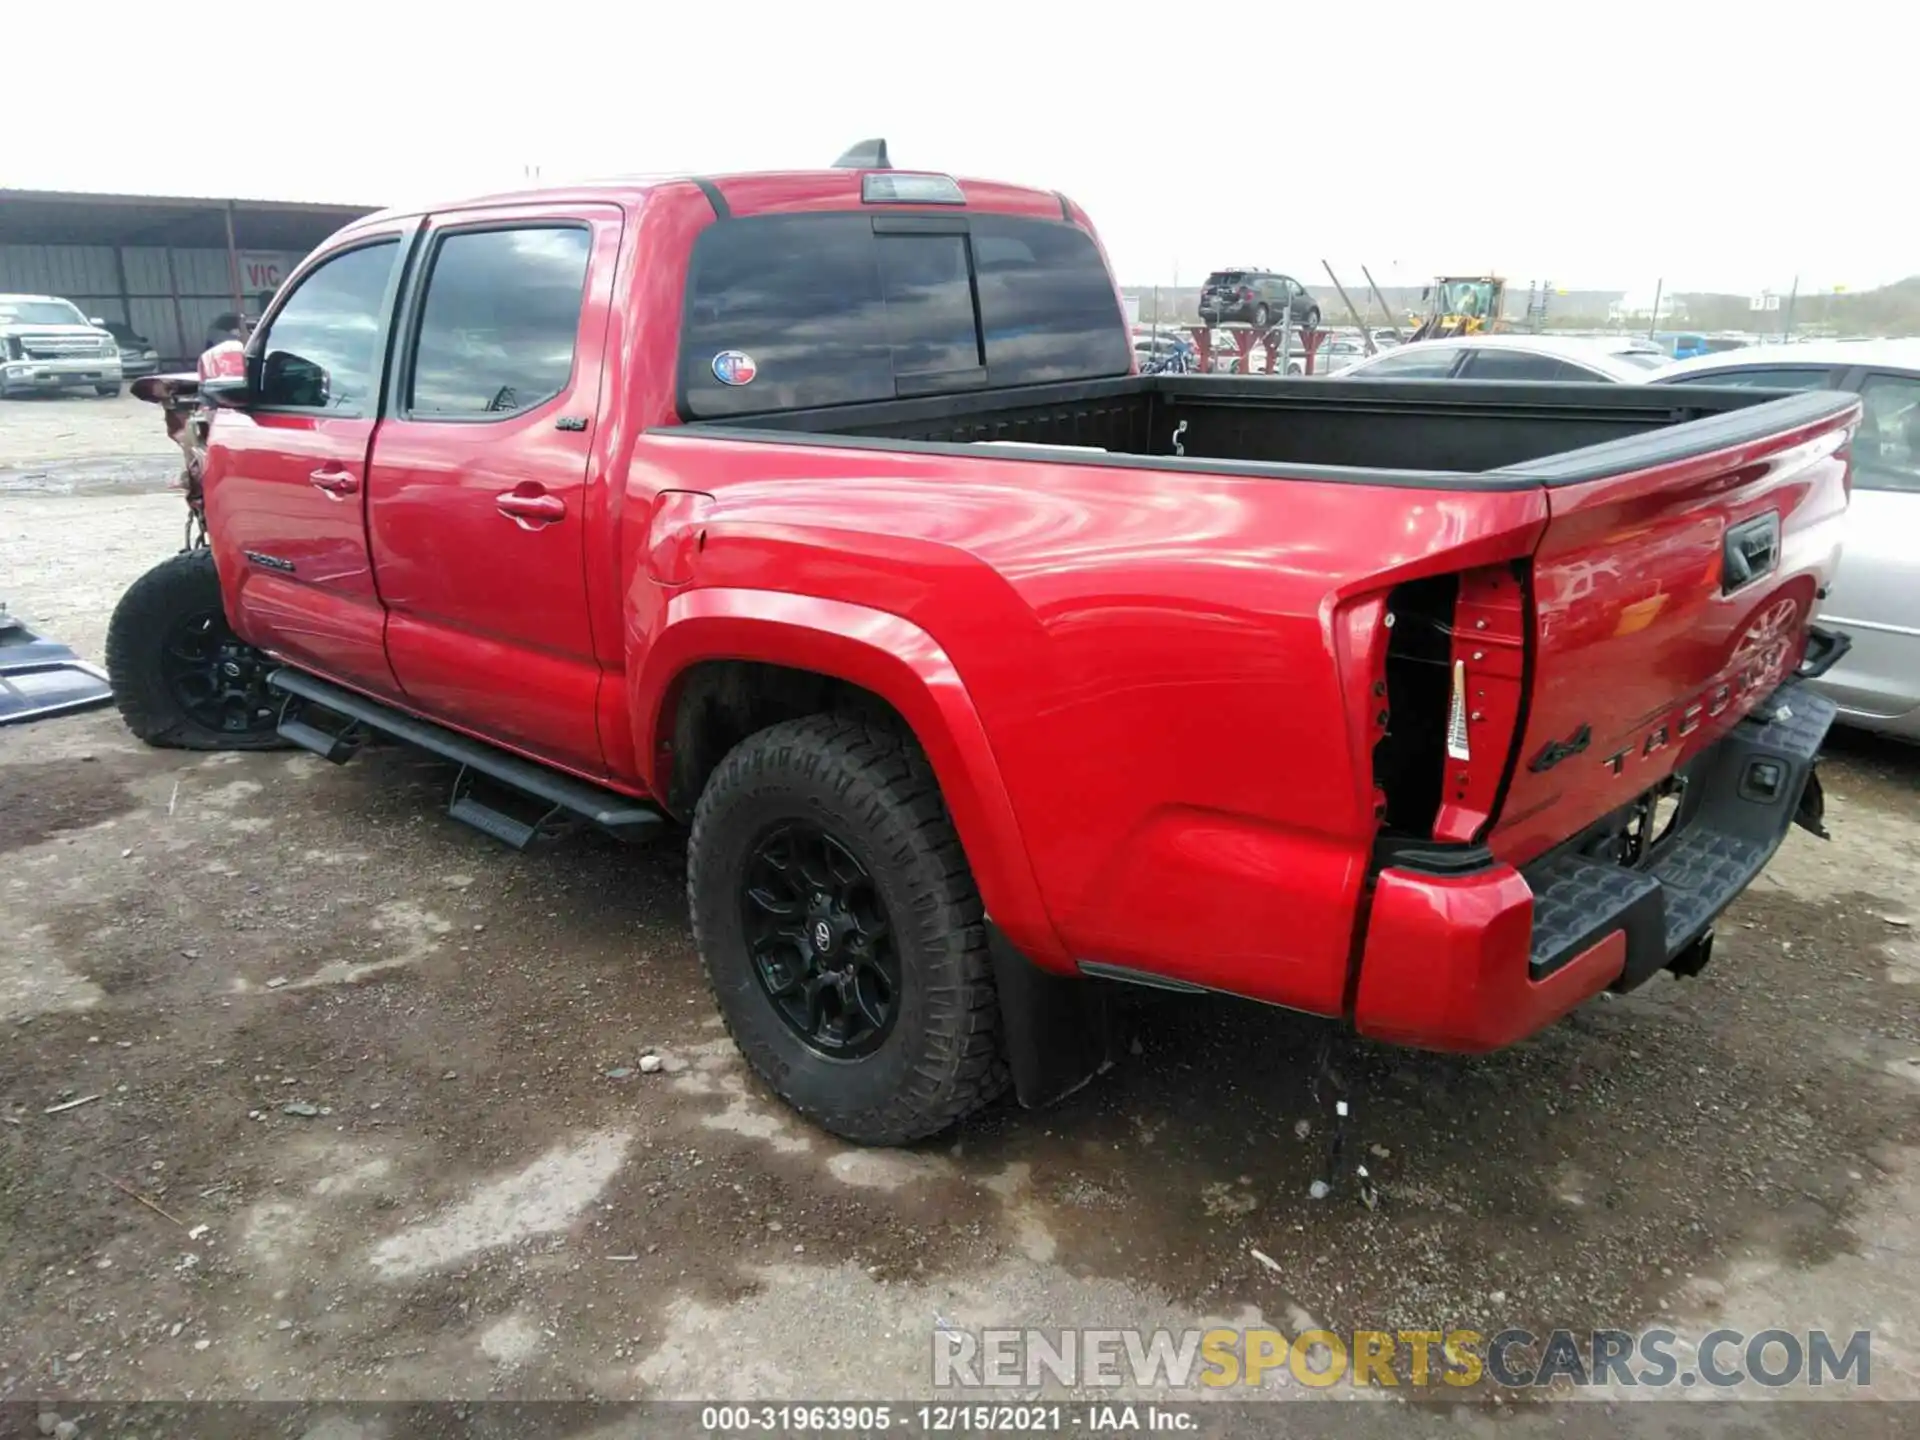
[{"xmin": 267, "ymin": 668, "xmax": 664, "ymax": 850}]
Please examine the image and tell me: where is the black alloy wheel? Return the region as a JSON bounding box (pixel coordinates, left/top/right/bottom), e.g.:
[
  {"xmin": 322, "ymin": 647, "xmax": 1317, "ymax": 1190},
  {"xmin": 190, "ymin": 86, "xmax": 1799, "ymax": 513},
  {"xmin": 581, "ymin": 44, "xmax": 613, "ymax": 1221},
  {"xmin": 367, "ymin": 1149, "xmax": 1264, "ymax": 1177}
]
[
  {"xmin": 741, "ymin": 820, "xmax": 900, "ymax": 1059},
  {"xmin": 157, "ymin": 609, "xmax": 279, "ymax": 738},
  {"xmin": 106, "ymin": 548, "xmax": 290, "ymax": 750}
]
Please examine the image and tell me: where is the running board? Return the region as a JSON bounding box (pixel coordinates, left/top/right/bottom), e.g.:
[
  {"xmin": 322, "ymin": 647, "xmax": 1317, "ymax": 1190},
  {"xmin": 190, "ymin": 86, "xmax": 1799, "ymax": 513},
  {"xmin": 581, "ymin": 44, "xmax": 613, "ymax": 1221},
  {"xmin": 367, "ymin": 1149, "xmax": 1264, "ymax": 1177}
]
[{"xmin": 266, "ymin": 668, "xmax": 664, "ymax": 847}]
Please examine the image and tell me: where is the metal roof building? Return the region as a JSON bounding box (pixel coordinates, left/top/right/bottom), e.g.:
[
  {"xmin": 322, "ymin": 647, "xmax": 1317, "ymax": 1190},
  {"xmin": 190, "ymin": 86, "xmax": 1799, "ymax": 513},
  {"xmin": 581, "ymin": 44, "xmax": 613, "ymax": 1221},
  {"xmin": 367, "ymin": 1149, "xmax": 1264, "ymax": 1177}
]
[{"xmin": 0, "ymin": 190, "xmax": 377, "ymax": 364}]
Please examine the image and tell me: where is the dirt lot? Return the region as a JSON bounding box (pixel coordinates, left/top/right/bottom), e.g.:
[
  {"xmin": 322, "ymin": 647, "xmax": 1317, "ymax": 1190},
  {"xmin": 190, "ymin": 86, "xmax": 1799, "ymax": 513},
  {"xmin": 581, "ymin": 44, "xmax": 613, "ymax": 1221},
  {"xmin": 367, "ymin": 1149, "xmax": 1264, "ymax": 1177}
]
[{"xmin": 4, "ymin": 395, "xmax": 1920, "ymax": 1423}]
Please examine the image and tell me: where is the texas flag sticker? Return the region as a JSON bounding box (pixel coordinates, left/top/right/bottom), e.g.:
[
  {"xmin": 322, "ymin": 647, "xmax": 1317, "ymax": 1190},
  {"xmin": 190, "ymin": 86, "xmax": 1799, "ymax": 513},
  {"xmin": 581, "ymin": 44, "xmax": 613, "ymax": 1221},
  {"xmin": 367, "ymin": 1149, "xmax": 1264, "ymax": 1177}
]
[{"xmin": 712, "ymin": 350, "xmax": 758, "ymax": 386}]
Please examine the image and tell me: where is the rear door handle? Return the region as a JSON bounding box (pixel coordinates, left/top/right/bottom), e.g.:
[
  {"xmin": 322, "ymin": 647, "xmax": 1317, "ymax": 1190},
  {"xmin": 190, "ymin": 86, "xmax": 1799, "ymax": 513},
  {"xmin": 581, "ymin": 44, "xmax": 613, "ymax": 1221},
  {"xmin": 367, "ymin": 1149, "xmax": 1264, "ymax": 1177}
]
[
  {"xmin": 308, "ymin": 467, "xmax": 358, "ymax": 497},
  {"xmin": 496, "ymin": 488, "xmax": 567, "ymax": 528}
]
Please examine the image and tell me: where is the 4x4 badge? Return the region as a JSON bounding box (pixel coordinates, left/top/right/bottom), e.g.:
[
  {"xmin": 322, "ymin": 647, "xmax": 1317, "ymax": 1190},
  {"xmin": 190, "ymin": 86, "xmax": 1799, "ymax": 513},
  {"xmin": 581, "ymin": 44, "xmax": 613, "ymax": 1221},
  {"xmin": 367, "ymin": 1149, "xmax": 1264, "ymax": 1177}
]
[{"xmin": 1529, "ymin": 723, "xmax": 1591, "ymax": 773}]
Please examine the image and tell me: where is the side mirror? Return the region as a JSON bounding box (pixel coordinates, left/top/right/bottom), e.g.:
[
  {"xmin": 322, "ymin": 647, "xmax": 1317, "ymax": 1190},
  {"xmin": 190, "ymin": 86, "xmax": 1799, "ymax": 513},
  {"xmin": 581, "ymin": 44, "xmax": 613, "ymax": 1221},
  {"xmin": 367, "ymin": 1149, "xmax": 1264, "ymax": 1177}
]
[
  {"xmin": 199, "ymin": 375, "xmax": 255, "ymax": 410},
  {"xmin": 260, "ymin": 350, "xmax": 329, "ymax": 408},
  {"xmin": 89, "ymin": 316, "xmax": 106, "ymax": 327}
]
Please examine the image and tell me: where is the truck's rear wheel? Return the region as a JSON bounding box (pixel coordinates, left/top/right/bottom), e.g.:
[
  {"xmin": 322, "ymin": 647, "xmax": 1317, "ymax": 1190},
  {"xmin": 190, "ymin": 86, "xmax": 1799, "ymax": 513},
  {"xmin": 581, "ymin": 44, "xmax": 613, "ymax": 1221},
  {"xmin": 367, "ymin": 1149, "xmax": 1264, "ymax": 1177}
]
[
  {"xmin": 105, "ymin": 549, "xmax": 287, "ymax": 750},
  {"xmin": 688, "ymin": 714, "xmax": 1007, "ymax": 1145}
]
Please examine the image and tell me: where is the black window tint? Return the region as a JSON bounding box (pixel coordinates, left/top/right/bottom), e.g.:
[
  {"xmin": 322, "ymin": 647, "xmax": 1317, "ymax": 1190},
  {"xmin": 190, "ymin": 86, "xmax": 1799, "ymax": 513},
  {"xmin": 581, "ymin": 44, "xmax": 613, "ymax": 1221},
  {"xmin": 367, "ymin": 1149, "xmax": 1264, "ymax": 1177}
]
[
  {"xmin": 1551, "ymin": 359, "xmax": 1614, "ymax": 381},
  {"xmin": 1353, "ymin": 346, "xmax": 1460, "ymax": 378},
  {"xmin": 1462, "ymin": 348, "xmax": 1571, "ymax": 381},
  {"xmin": 407, "ymin": 227, "xmax": 590, "ymax": 418},
  {"xmin": 876, "ymin": 233, "xmax": 980, "ymax": 377},
  {"xmin": 1667, "ymin": 366, "xmax": 1834, "ymax": 390},
  {"xmin": 971, "ymin": 215, "xmax": 1129, "ymax": 384},
  {"xmin": 683, "ymin": 216, "xmax": 891, "ymax": 416},
  {"xmin": 256, "ymin": 241, "xmax": 397, "ymax": 412},
  {"xmin": 681, "ymin": 214, "xmax": 1128, "ymax": 418}
]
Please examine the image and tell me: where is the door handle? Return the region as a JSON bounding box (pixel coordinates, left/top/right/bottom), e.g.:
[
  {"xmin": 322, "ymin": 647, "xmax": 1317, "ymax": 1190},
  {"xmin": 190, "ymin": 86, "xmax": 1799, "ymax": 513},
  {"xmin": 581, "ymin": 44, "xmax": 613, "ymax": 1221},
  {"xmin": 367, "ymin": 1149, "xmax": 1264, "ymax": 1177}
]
[
  {"xmin": 308, "ymin": 467, "xmax": 358, "ymax": 497},
  {"xmin": 495, "ymin": 488, "xmax": 567, "ymax": 527}
]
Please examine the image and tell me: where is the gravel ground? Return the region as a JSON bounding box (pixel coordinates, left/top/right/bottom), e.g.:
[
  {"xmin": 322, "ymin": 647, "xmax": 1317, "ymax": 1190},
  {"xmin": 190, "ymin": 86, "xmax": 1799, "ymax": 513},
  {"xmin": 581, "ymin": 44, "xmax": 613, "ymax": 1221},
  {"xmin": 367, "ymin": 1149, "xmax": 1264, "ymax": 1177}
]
[{"xmin": 3, "ymin": 396, "xmax": 1919, "ymax": 1429}]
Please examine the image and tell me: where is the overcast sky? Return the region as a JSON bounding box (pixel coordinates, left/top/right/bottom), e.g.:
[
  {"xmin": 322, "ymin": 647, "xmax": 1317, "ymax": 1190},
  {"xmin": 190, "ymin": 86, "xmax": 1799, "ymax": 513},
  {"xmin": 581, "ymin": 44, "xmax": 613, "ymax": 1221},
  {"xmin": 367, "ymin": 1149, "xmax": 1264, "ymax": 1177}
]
[{"xmin": 10, "ymin": 1, "xmax": 1903, "ymax": 295}]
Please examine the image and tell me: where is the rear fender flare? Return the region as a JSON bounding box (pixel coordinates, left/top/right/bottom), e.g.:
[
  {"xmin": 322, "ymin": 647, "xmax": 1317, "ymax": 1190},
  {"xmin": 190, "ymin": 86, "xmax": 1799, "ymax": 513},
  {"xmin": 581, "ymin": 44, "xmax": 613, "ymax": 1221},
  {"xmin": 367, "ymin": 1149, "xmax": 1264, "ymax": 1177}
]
[{"xmin": 634, "ymin": 588, "xmax": 1068, "ymax": 967}]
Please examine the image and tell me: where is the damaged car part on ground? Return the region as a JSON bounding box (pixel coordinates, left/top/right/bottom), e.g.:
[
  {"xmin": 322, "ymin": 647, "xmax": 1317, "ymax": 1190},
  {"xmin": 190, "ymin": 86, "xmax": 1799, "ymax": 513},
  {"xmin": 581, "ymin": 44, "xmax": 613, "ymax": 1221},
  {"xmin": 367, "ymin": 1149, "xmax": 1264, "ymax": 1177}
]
[
  {"xmin": 100, "ymin": 148, "xmax": 1858, "ymax": 1146},
  {"xmin": 0, "ymin": 603, "xmax": 114, "ymax": 725}
]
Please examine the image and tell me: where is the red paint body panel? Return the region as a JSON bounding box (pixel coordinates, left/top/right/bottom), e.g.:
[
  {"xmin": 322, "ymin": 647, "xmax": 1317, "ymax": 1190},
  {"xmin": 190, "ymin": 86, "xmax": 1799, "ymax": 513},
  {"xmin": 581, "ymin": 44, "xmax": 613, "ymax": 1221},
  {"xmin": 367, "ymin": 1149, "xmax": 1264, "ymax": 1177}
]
[
  {"xmin": 617, "ymin": 432, "xmax": 1549, "ymax": 1010},
  {"xmin": 199, "ymin": 164, "xmax": 1858, "ymax": 1057},
  {"xmin": 1352, "ymin": 867, "xmax": 1626, "ymax": 1051},
  {"xmin": 1492, "ymin": 422, "xmax": 1851, "ymax": 863},
  {"xmin": 633, "ymin": 588, "xmax": 1065, "ymax": 965},
  {"xmin": 363, "ymin": 205, "xmax": 623, "ymax": 773},
  {"xmin": 206, "ymin": 412, "xmax": 397, "ymax": 691}
]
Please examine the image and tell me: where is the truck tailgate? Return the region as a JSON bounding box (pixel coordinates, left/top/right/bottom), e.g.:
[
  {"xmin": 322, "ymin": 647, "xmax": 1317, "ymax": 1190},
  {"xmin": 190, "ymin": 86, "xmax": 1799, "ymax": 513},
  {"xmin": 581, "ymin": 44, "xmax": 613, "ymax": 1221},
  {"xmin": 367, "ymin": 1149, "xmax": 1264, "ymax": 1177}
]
[{"xmin": 1488, "ymin": 391, "xmax": 1858, "ymax": 865}]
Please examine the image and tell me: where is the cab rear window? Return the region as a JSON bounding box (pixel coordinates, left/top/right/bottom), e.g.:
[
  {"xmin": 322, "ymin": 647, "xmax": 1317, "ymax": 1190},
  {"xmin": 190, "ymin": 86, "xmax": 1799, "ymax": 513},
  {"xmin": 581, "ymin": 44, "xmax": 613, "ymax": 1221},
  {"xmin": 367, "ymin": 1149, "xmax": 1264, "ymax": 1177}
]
[{"xmin": 679, "ymin": 213, "xmax": 1130, "ymax": 418}]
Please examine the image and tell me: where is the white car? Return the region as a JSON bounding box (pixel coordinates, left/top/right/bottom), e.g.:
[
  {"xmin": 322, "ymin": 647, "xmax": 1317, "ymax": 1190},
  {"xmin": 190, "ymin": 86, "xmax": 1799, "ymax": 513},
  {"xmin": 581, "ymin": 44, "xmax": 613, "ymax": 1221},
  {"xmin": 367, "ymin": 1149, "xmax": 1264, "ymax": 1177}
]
[
  {"xmin": 1334, "ymin": 333, "xmax": 1666, "ymax": 383},
  {"xmin": 1302, "ymin": 335, "xmax": 1370, "ymax": 375},
  {"xmin": 1652, "ymin": 341, "xmax": 1920, "ymax": 741}
]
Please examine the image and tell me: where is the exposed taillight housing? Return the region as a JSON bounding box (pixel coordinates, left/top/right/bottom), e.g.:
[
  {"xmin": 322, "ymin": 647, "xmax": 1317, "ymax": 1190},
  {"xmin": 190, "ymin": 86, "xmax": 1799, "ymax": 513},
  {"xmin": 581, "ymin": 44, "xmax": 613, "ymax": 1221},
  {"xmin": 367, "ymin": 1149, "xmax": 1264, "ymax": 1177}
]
[
  {"xmin": 1240, "ymin": 286, "xmax": 1254, "ymax": 301},
  {"xmin": 1374, "ymin": 563, "xmax": 1531, "ymax": 846}
]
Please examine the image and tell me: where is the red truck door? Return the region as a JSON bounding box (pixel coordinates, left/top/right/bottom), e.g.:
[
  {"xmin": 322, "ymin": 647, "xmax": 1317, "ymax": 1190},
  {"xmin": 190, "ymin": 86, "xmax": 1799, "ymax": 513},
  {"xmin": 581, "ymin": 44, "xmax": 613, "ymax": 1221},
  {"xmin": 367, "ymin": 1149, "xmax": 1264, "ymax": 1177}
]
[
  {"xmin": 203, "ymin": 230, "xmax": 416, "ymax": 690},
  {"xmin": 364, "ymin": 206, "xmax": 622, "ymax": 776}
]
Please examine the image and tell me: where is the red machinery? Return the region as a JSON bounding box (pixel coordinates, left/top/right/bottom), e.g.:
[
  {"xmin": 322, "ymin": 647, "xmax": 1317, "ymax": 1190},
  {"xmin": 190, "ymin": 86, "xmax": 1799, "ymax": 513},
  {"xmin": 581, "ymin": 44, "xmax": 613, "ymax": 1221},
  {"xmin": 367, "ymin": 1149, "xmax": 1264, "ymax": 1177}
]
[{"xmin": 1185, "ymin": 324, "xmax": 1332, "ymax": 375}]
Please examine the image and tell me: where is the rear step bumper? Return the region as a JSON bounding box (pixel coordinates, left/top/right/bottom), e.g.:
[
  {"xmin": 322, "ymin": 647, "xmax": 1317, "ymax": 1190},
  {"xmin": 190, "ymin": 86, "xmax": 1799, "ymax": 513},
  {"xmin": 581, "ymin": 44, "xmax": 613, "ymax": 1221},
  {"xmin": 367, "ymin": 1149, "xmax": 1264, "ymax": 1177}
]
[
  {"xmin": 1353, "ymin": 680, "xmax": 1834, "ymax": 1052},
  {"xmin": 267, "ymin": 668, "xmax": 663, "ymax": 849}
]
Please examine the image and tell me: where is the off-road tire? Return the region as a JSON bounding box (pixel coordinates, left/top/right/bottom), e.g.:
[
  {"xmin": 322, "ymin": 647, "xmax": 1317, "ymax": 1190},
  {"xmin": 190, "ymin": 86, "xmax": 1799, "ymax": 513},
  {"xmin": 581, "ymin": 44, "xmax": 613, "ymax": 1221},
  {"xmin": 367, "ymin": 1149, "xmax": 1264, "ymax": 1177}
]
[
  {"xmin": 105, "ymin": 548, "xmax": 289, "ymax": 751},
  {"xmin": 688, "ymin": 714, "xmax": 1008, "ymax": 1144}
]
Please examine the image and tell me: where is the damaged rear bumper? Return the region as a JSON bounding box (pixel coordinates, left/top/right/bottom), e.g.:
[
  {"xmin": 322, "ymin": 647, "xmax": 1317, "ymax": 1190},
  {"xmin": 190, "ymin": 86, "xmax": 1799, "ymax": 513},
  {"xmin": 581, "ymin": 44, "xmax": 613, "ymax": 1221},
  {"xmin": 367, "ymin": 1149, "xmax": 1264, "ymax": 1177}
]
[{"xmin": 1353, "ymin": 679, "xmax": 1835, "ymax": 1052}]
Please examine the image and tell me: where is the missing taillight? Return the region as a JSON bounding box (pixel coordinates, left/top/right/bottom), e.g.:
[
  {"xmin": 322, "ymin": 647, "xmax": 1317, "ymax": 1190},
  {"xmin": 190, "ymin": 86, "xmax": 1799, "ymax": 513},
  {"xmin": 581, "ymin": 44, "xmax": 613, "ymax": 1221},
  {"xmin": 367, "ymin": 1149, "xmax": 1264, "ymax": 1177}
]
[
  {"xmin": 1372, "ymin": 563, "xmax": 1531, "ymax": 846},
  {"xmin": 1373, "ymin": 575, "xmax": 1456, "ymax": 837}
]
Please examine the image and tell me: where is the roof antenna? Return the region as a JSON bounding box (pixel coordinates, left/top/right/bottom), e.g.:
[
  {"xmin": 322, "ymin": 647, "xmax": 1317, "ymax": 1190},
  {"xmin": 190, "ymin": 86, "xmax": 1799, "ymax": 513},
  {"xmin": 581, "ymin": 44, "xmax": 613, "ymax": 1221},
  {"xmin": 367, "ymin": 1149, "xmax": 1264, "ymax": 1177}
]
[{"xmin": 832, "ymin": 138, "xmax": 891, "ymax": 170}]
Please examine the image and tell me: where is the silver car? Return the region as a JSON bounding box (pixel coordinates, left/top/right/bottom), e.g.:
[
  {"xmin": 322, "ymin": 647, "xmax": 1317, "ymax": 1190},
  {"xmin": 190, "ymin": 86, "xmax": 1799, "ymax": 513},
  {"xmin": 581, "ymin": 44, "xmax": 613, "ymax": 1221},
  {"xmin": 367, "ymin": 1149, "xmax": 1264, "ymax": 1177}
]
[
  {"xmin": 1653, "ymin": 341, "xmax": 1920, "ymax": 741},
  {"xmin": 1335, "ymin": 332, "xmax": 1667, "ymax": 383}
]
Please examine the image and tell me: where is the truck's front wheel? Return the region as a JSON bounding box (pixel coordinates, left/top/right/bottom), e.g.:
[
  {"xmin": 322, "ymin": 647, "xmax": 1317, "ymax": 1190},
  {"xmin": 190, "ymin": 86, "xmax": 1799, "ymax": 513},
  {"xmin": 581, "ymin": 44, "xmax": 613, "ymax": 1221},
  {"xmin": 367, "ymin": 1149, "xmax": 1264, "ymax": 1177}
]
[
  {"xmin": 688, "ymin": 715, "xmax": 1007, "ymax": 1145},
  {"xmin": 105, "ymin": 549, "xmax": 287, "ymax": 751}
]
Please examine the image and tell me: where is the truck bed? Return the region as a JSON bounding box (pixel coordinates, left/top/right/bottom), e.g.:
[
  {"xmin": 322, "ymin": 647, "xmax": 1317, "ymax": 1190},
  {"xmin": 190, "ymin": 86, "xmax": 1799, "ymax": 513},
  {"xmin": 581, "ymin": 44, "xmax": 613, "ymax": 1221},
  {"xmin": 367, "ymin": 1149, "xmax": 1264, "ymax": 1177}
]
[{"xmin": 681, "ymin": 374, "xmax": 1844, "ymax": 487}]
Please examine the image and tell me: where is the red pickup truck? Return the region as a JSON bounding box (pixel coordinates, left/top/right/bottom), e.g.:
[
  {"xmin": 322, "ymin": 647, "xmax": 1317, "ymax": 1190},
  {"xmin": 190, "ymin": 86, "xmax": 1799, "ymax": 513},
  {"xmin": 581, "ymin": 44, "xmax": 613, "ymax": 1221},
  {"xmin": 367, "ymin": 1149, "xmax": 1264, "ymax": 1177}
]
[{"xmin": 105, "ymin": 150, "xmax": 1859, "ymax": 1144}]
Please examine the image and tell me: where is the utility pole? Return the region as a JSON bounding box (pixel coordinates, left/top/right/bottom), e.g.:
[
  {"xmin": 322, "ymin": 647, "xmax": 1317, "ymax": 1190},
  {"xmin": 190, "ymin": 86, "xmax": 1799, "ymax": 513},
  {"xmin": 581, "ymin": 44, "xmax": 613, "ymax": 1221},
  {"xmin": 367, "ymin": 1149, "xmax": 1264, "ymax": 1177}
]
[
  {"xmin": 1360, "ymin": 265, "xmax": 1402, "ymax": 340},
  {"xmin": 1647, "ymin": 279, "xmax": 1662, "ymax": 341},
  {"xmin": 1782, "ymin": 274, "xmax": 1799, "ymax": 340}
]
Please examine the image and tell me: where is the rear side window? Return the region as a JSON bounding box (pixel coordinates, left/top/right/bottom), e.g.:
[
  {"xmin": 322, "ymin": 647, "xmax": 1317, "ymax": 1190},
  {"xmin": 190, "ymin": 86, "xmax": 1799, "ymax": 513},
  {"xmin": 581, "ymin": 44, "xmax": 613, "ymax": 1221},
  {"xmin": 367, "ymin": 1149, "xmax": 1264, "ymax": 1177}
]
[
  {"xmin": 1350, "ymin": 345, "xmax": 1462, "ymax": 379},
  {"xmin": 1460, "ymin": 349, "xmax": 1603, "ymax": 382},
  {"xmin": 405, "ymin": 226, "xmax": 591, "ymax": 419},
  {"xmin": 1665, "ymin": 366, "xmax": 1835, "ymax": 390},
  {"xmin": 680, "ymin": 213, "xmax": 1128, "ymax": 418},
  {"xmin": 1855, "ymin": 373, "xmax": 1920, "ymax": 493}
]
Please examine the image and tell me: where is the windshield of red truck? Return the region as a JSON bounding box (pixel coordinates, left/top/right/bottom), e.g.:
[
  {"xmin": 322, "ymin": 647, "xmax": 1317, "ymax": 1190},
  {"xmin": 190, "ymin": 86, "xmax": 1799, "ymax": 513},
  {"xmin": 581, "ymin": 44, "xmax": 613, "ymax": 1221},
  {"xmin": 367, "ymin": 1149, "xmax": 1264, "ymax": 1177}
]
[{"xmin": 678, "ymin": 213, "xmax": 1132, "ymax": 418}]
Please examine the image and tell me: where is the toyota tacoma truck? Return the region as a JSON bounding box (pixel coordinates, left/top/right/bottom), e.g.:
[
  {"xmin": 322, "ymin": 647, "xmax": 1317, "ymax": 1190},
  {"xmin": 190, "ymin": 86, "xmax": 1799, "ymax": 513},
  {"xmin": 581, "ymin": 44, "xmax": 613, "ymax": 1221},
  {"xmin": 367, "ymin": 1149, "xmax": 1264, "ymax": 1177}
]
[{"xmin": 103, "ymin": 147, "xmax": 1859, "ymax": 1145}]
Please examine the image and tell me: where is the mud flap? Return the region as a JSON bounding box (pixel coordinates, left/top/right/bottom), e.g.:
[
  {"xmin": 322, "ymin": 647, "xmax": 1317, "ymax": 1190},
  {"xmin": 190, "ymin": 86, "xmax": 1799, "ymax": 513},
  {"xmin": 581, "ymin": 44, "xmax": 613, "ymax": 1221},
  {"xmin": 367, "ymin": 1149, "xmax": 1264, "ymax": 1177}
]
[
  {"xmin": 986, "ymin": 922, "xmax": 1115, "ymax": 1109},
  {"xmin": 0, "ymin": 606, "xmax": 113, "ymax": 725}
]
